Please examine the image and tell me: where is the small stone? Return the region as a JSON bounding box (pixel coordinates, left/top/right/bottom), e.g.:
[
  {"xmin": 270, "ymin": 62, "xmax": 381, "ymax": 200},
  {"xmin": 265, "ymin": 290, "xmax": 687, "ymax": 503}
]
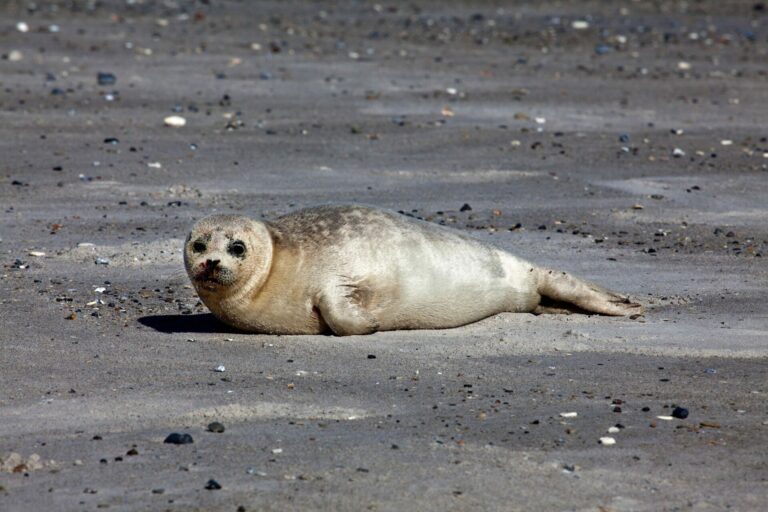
[
  {"xmin": 94, "ymin": 258, "xmax": 109, "ymax": 265},
  {"xmin": 151, "ymin": 488, "xmax": 164, "ymax": 494},
  {"xmin": 677, "ymin": 61, "xmax": 692, "ymax": 71},
  {"xmin": 204, "ymin": 479, "xmax": 222, "ymax": 490},
  {"xmin": 147, "ymin": 162, "xmax": 162, "ymax": 169},
  {"xmin": 214, "ymin": 365, "xmax": 226, "ymax": 372},
  {"xmin": 207, "ymin": 422, "xmax": 225, "ymax": 433},
  {"xmin": 671, "ymin": 406, "xmax": 689, "ymax": 419},
  {"xmin": 618, "ymin": 134, "xmax": 630, "ymax": 143},
  {"xmin": 571, "ymin": 20, "xmax": 590, "ymax": 30},
  {"xmin": 8, "ymin": 50, "xmax": 23, "ymax": 62},
  {"xmin": 594, "ymin": 44, "xmax": 613, "ymax": 55},
  {"xmin": 28, "ymin": 251, "xmax": 46, "ymax": 257},
  {"xmin": 656, "ymin": 415, "xmax": 674, "ymax": 421},
  {"xmin": 97, "ymin": 72, "xmax": 116, "ymax": 86},
  {"xmin": 559, "ymin": 412, "xmax": 578, "ymax": 418},
  {"xmin": 126, "ymin": 448, "xmax": 138, "ymax": 456},
  {"xmin": 367, "ymin": 354, "xmax": 376, "ymax": 359},
  {"xmin": 164, "ymin": 433, "xmax": 194, "ymax": 445},
  {"xmin": 459, "ymin": 203, "xmax": 472, "ymax": 212},
  {"xmin": 607, "ymin": 426, "xmax": 620, "ymax": 434},
  {"xmin": 599, "ymin": 437, "xmax": 616, "ymax": 446},
  {"xmin": 672, "ymin": 148, "xmax": 686, "ymax": 158},
  {"xmin": 164, "ymin": 115, "xmax": 187, "ymax": 127},
  {"xmin": 16, "ymin": 21, "xmax": 29, "ymax": 33},
  {"xmin": 271, "ymin": 448, "xmax": 283, "ymax": 454}
]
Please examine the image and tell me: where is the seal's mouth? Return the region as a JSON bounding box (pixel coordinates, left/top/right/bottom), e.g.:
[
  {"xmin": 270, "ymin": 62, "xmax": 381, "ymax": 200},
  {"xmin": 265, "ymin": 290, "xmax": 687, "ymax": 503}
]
[
  {"xmin": 193, "ymin": 268, "xmax": 226, "ymax": 290},
  {"xmin": 190, "ymin": 258, "xmax": 235, "ymax": 291},
  {"xmin": 196, "ymin": 275, "xmax": 228, "ymax": 292}
]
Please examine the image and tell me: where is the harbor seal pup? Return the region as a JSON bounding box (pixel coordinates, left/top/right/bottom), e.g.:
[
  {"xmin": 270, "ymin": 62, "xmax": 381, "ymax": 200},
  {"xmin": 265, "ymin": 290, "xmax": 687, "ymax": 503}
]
[{"xmin": 184, "ymin": 204, "xmax": 643, "ymax": 335}]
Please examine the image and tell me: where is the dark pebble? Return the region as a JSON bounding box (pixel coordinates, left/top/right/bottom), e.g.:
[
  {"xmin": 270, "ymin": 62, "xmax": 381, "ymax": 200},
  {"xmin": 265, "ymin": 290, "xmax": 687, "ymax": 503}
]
[
  {"xmin": 103, "ymin": 137, "xmax": 119, "ymax": 144},
  {"xmin": 205, "ymin": 479, "xmax": 222, "ymax": 490},
  {"xmin": 595, "ymin": 44, "xmax": 613, "ymax": 55},
  {"xmin": 367, "ymin": 354, "xmax": 376, "ymax": 359},
  {"xmin": 97, "ymin": 72, "xmax": 116, "ymax": 86},
  {"xmin": 151, "ymin": 488, "xmax": 164, "ymax": 494},
  {"xmin": 618, "ymin": 134, "xmax": 630, "ymax": 143},
  {"xmin": 164, "ymin": 433, "xmax": 194, "ymax": 445},
  {"xmin": 207, "ymin": 422, "xmax": 225, "ymax": 433},
  {"xmin": 126, "ymin": 448, "xmax": 138, "ymax": 456},
  {"xmin": 671, "ymin": 406, "xmax": 689, "ymax": 419},
  {"xmin": 459, "ymin": 203, "xmax": 472, "ymax": 212}
]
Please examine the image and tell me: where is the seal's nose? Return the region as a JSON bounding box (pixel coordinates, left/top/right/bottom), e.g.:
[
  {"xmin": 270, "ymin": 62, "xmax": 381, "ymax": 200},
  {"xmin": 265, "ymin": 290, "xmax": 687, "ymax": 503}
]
[{"xmin": 206, "ymin": 259, "xmax": 220, "ymax": 269}]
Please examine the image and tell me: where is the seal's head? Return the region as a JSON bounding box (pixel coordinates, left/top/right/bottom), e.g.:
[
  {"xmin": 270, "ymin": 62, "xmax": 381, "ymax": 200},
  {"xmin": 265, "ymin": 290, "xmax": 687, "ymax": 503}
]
[{"xmin": 184, "ymin": 215, "xmax": 273, "ymax": 298}]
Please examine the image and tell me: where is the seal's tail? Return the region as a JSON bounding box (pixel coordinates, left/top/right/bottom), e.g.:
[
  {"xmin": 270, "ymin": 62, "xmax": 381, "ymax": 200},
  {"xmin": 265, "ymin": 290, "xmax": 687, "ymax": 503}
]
[{"xmin": 533, "ymin": 267, "xmax": 644, "ymax": 316}]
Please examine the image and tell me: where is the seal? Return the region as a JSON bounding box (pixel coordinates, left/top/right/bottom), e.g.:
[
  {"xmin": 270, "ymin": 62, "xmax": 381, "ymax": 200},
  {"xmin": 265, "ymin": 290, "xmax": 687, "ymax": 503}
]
[{"xmin": 184, "ymin": 204, "xmax": 643, "ymax": 335}]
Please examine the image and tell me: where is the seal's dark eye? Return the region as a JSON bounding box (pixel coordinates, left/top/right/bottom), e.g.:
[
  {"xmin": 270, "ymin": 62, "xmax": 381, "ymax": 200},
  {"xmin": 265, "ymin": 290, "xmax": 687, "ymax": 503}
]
[
  {"xmin": 192, "ymin": 240, "xmax": 207, "ymax": 253},
  {"xmin": 228, "ymin": 240, "xmax": 246, "ymax": 257}
]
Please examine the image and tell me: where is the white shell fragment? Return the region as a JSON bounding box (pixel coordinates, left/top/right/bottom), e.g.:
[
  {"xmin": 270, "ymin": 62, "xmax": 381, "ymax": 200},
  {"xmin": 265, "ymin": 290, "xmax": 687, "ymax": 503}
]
[
  {"xmin": 607, "ymin": 426, "xmax": 620, "ymax": 434},
  {"xmin": 163, "ymin": 115, "xmax": 187, "ymax": 127},
  {"xmin": 572, "ymin": 20, "xmax": 590, "ymax": 30},
  {"xmin": 28, "ymin": 251, "xmax": 46, "ymax": 257},
  {"xmin": 599, "ymin": 436, "xmax": 616, "ymax": 446},
  {"xmin": 214, "ymin": 365, "xmax": 226, "ymax": 372},
  {"xmin": 559, "ymin": 412, "xmax": 578, "ymax": 418},
  {"xmin": 657, "ymin": 415, "xmax": 674, "ymax": 421}
]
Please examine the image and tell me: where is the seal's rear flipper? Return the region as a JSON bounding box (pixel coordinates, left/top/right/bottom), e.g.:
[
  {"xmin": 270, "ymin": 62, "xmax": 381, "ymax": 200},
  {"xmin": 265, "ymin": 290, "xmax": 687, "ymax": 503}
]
[{"xmin": 535, "ymin": 268, "xmax": 644, "ymax": 316}]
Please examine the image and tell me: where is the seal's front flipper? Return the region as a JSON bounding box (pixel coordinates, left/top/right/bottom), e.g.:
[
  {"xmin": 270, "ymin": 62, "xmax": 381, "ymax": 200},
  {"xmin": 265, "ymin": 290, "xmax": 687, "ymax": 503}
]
[
  {"xmin": 317, "ymin": 285, "xmax": 380, "ymax": 336},
  {"xmin": 535, "ymin": 268, "xmax": 644, "ymax": 316}
]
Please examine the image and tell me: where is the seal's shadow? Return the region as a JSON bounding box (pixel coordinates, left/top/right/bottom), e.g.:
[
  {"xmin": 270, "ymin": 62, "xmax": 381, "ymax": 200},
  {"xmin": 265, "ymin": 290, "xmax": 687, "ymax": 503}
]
[{"xmin": 138, "ymin": 313, "xmax": 240, "ymax": 334}]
